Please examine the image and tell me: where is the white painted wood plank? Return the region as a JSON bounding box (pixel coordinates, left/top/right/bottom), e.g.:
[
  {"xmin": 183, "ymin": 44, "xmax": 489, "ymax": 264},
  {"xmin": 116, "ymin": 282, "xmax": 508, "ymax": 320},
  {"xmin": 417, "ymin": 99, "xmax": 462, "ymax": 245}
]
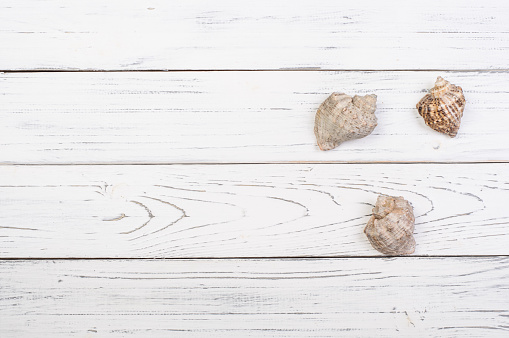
[
  {"xmin": 1, "ymin": 71, "xmax": 508, "ymax": 164},
  {"xmin": 1, "ymin": 258, "xmax": 507, "ymax": 337},
  {"xmin": 0, "ymin": 164, "xmax": 507, "ymax": 258},
  {"xmin": 1, "ymin": 0, "xmax": 508, "ymax": 70}
]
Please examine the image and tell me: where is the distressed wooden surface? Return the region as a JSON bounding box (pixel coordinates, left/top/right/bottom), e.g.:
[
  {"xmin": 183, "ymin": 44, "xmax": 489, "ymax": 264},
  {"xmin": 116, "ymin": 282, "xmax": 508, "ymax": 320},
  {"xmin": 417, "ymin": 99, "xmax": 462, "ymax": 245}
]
[
  {"xmin": 1, "ymin": 0, "xmax": 509, "ymax": 70},
  {"xmin": 2, "ymin": 0, "xmax": 508, "ymax": 336},
  {"xmin": 0, "ymin": 164, "xmax": 507, "ymax": 258},
  {"xmin": 1, "ymin": 258, "xmax": 508, "ymax": 337},
  {"xmin": 1, "ymin": 71, "xmax": 509, "ymax": 164}
]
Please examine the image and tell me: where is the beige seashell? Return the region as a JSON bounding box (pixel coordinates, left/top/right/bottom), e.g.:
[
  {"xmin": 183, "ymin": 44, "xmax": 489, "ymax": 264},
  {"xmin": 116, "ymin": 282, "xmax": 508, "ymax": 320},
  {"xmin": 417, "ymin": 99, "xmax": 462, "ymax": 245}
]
[
  {"xmin": 364, "ymin": 195, "xmax": 416, "ymax": 255},
  {"xmin": 314, "ymin": 92, "xmax": 378, "ymax": 151},
  {"xmin": 416, "ymin": 76, "xmax": 466, "ymax": 137}
]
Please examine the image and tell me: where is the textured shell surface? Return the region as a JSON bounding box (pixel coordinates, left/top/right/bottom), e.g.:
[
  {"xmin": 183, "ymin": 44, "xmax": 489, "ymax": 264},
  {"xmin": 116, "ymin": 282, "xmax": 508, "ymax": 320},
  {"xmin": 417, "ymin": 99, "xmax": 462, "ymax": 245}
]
[
  {"xmin": 314, "ymin": 92, "xmax": 378, "ymax": 151},
  {"xmin": 416, "ymin": 76, "xmax": 466, "ymax": 137},
  {"xmin": 364, "ymin": 195, "xmax": 416, "ymax": 255}
]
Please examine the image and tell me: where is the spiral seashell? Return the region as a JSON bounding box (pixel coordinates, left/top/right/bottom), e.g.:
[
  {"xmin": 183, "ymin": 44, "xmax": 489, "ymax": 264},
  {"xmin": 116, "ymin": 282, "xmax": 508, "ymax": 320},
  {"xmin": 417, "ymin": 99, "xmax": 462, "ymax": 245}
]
[
  {"xmin": 416, "ymin": 76, "xmax": 466, "ymax": 137},
  {"xmin": 314, "ymin": 92, "xmax": 378, "ymax": 151},
  {"xmin": 364, "ymin": 195, "xmax": 416, "ymax": 255}
]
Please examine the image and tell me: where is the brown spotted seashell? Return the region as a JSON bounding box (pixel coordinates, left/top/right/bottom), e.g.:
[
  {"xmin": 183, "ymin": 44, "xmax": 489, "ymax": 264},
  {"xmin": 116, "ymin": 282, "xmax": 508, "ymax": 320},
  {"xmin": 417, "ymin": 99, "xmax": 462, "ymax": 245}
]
[
  {"xmin": 364, "ymin": 195, "xmax": 416, "ymax": 255},
  {"xmin": 416, "ymin": 76, "xmax": 465, "ymax": 137},
  {"xmin": 314, "ymin": 92, "xmax": 378, "ymax": 151}
]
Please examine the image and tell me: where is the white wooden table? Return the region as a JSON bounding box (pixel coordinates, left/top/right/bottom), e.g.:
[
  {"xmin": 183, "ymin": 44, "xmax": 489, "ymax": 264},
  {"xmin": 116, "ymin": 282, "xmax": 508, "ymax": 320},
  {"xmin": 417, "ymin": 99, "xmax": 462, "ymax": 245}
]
[{"xmin": 1, "ymin": 1, "xmax": 508, "ymax": 336}]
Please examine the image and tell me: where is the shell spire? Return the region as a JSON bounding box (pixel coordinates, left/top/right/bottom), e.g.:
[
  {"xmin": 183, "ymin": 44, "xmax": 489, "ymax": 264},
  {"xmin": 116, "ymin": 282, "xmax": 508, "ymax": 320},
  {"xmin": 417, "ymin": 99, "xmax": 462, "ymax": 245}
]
[
  {"xmin": 430, "ymin": 76, "xmax": 450, "ymax": 98},
  {"xmin": 416, "ymin": 76, "xmax": 466, "ymax": 137},
  {"xmin": 314, "ymin": 92, "xmax": 378, "ymax": 151}
]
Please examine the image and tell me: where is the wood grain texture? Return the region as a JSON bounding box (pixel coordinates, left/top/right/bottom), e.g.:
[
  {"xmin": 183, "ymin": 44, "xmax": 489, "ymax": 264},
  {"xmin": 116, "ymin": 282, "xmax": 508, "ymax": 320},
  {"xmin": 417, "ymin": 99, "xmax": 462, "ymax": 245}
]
[
  {"xmin": 0, "ymin": 164, "xmax": 507, "ymax": 258},
  {"xmin": 1, "ymin": 1, "xmax": 507, "ymax": 336},
  {"xmin": 1, "ymin": 71, "xmax": 509, "ymax": 164},
  {"xmin": 1, "ymin": 0, "xmax": 508, "ymax": 70},
  {"xmin": 1, "ymin": 258, "xmax": 508, "ymax": 337}
]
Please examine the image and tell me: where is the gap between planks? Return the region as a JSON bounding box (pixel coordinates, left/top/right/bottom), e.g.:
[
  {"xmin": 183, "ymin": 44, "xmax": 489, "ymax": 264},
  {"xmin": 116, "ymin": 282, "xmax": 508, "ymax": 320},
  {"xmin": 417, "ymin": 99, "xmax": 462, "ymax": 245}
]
[
  {"xmin": 0, "ymin": 161, "xmax": 509, "ymax": 166},
  {"xmin": 1, "ymin": 255, "xmax": 509, "ymax": 261},
  {"xmin": 2, "ymin": 69, "xmax": 509, "ymax": 73}
]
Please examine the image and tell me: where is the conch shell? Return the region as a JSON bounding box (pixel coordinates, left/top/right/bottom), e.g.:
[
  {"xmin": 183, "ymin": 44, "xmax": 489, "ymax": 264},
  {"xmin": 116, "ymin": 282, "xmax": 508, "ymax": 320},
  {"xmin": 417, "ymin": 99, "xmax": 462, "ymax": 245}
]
[
  {"xmin": 364, "ymin": 195, "xmax": 416, "ymax": 255},
  {"xmin": 314, "ymin": 92, "xmax": 378, "ymax": 151},
  {"xmin": 416, "ymin": 76, "xmax": 465, "ymax": 137}
]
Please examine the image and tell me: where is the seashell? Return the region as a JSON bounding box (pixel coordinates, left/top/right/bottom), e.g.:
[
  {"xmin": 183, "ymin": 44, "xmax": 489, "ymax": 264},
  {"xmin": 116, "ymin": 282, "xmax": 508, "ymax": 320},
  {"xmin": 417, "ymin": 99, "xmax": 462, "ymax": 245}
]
[
  {"xmin": 364, "ymin": 195, "xmax": 416, "ymax": 255},
  {"xmin": 416, "ymin": 76, "xmax": 466, "ymax": 137},
  {"xmin": 314, "ymin": 92, "xmax": 378, "ymax": 151}
]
